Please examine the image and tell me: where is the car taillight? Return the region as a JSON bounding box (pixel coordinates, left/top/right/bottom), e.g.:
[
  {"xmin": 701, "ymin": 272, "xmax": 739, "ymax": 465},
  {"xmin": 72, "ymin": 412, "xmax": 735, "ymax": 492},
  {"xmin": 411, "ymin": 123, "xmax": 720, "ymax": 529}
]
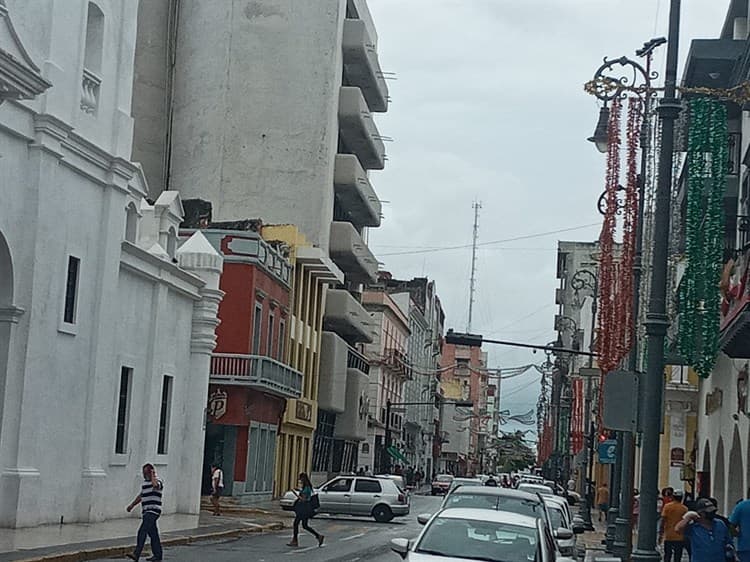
[{"xmin": 398, "ymin": 493, "xmax": 405, "ymax": 503}]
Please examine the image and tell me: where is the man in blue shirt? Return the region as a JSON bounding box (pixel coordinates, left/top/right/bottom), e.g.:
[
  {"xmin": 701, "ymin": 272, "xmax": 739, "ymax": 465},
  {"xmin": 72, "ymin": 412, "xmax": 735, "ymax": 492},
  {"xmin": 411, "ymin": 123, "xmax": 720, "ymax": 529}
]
[
  {"xmin": 730, "ymin": 497, "xmax": 750, "ymax": 562},
  {"xmin": 676, "ymin": 498, "xmax": 734, "ymax": 562}
]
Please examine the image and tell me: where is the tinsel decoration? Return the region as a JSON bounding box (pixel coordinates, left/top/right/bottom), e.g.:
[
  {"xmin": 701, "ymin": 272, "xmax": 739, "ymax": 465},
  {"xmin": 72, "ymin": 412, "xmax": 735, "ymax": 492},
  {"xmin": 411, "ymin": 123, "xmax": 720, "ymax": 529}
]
[
  {"xmin": 596, "ymin": 98, "xmax": 642, "ymax": 378},
  {"xmin": 678, "ymin": 98, "xmax": 728, "ymax": 377}
]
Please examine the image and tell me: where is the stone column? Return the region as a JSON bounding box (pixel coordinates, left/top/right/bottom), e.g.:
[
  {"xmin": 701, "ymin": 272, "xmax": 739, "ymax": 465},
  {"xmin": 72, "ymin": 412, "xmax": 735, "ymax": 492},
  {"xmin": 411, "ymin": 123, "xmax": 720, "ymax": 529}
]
[{"xmin": 175, "ymin": 232, "xmax": 223, "ymax": 514}]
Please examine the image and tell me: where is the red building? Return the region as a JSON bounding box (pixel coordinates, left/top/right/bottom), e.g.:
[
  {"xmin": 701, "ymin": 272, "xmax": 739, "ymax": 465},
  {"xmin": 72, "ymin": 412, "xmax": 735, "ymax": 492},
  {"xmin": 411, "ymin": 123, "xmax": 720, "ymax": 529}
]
[{"xmin": 185, "ymin": 226, "xmax": 302, "ymax": 500}]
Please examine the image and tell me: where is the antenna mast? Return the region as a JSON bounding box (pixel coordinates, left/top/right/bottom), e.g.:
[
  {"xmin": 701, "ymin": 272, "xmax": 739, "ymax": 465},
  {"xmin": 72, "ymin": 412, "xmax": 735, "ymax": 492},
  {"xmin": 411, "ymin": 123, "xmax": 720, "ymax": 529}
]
[{"xmin": 467, "ymin": 201, "xmax": 482, "ymax": 332}]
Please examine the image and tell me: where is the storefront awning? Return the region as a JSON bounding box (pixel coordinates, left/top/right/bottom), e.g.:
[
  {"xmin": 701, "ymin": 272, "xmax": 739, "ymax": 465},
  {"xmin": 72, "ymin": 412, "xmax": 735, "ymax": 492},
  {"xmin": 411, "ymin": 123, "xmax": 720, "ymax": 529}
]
[{"xmin": 386, "ymin": 446, "xmax": 408, "ymax": 464}]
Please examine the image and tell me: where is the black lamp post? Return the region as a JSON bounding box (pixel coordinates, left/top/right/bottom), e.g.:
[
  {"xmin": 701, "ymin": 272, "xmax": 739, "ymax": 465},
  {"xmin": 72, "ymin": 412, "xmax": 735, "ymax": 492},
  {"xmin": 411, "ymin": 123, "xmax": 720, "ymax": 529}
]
[
  {"xmin": 588, "ymin": 106, "xmax": 611, "ymax": 154},
  {"xmin": 586, "ymin": 36, "xmax": 666, "ymax": 558}
]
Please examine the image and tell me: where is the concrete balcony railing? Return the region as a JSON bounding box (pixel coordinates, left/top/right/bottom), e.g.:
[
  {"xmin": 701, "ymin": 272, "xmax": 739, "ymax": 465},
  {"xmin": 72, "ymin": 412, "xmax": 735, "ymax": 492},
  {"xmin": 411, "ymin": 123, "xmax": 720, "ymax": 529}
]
[
  {"xmin": 342, "ymin": 18, "xmax": 388, "ymax": 113},
  {"xmin": 329, "ymin": 221, "xmax": 378, "ymax": 284},
  {"xmin": 334, "ymin": 154, "xmax": 381, "ymax": 229},
  {"xmin": 210, "ymin": 353, "xmax": 303, "ymax": 399},
  {"xmin": 318, "ymin": 332, "xmax": 348, "ymax": 414},
  {"xmin": 324, "ymin": 288, "xmax": 374, "ymax": 344},
  {"xmin": 338, "ymin": 86, "xmax": 385, "ymax": 170}
]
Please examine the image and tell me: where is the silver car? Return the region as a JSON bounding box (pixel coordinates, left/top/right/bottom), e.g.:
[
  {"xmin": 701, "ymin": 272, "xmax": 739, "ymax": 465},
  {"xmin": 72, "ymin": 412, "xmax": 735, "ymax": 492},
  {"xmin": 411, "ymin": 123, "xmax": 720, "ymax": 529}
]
[
  {"xmin": 543, "ymin": 496, "xmax": 583, "ymax": 559},
  {"xmin": 279, "ymin": 475, "xmax": 410, "ymax": 522},
  {"xmin": 391, "ymin": 508, "xmax": 576, "ymax": 561}
]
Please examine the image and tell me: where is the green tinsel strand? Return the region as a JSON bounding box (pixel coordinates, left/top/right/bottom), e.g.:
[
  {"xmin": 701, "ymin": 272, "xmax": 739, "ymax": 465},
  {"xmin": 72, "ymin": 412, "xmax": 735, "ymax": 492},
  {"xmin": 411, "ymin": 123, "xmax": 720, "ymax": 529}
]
[{"xmin": 678, "ymin": 98, "xmax": 727, "ymax": 377}]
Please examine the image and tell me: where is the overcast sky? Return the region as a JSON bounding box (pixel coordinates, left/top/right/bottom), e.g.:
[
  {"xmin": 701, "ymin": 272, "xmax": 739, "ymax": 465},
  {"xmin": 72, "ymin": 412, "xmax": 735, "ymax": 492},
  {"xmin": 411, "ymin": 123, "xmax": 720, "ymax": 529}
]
[{"xmin": 365, "ymin": 0, "xmax": 727, "ymax": 441}]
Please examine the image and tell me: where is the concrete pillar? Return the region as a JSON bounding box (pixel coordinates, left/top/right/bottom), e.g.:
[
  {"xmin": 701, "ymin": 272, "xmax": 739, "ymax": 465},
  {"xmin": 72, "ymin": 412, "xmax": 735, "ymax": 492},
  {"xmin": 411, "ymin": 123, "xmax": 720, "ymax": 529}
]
[{"xmin": 175, "ymin": 231, "xmax": 223, "ymax": 513}]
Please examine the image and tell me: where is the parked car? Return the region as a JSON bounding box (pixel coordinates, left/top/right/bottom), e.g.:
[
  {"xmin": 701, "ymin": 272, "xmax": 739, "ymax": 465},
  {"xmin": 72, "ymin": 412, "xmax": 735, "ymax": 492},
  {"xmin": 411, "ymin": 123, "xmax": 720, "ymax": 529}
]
[
  {"xmin": 518, "ymin": 482, "xmax": 556, "ymax": 496},
  {"xmin": 434, "ymin": 486, "xmax": 549, "ymax": 521},
  {"xmin": 376, "ymin": 474, "xmax": 407, "ymax": 493},
  {"xmin": 430, "ymin": 474, "xmax": 454, "ymax": 495},
  {"xmin": 447, "ymin": 477, "xmax": 483, "ymax": 493},
  {"xmin": 391, "ymin": 508, "xmax": 576, "ymax": 561},
  {"xmin": 278, "ymin": 475, "xmax": 409, "ymax": 522},
  {"xmin": 544, "ymin": 496, "xmax": 584, "ymax": 559}
]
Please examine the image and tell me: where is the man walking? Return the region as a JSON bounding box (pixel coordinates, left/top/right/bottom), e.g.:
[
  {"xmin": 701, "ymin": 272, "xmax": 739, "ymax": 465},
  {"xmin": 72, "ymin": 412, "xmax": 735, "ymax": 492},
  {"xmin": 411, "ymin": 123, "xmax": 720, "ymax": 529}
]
[
  {"xmin": 126, "ymin": 463, "xmax": 163, "ymax": 561},
  {"xmin": 675, "ymin": 497, "xmax": 734, "ymax": 562},
  {"xmin": 730, "ymin": 494, "xmax": 750, "ymax": 562},
  {"xmin": 210, "ymin": 463, "xmax": 224, "ymax": 516},
  {"xmin": 660, "ymin": 489, "xmax": 688, "ymax": 562},
  {"xmin": 595, "ymin": 482, "xmax": 610, "ymax": 523}
]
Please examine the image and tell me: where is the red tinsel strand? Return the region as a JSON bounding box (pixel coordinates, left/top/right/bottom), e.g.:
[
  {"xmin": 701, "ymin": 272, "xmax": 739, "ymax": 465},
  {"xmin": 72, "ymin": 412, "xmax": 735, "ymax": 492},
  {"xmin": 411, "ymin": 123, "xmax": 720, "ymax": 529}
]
[{"xmin": 596, "ymin": 98, "xmax": 622, "ymax": 432}]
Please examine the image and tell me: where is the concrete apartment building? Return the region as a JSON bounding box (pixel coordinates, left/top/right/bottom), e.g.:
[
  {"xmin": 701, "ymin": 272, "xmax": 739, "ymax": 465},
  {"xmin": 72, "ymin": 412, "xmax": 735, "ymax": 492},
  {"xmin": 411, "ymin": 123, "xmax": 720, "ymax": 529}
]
[
  {"xmin": 0, "ymin": 0, "xmax": 223, "ymax": 527},
  {"xmin": 131, "ymin": 0, "xmax": 389, "ymax": 488}
]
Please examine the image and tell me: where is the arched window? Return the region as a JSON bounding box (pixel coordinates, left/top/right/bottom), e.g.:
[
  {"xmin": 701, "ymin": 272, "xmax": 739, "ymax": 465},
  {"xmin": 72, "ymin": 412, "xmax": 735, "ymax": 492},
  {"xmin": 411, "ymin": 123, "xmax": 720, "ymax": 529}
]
[
  {"xmin": 166, "ymin": 227, "xmax": 177, "ymax": 259},
  {"xmin": 124, "ymin": 203, "xmax": 138, "ymax": 243},
  {"xmin": 84, "ymin": 3, "xmax": 104, "ymax": 73},
  {"xmin": 81, "ymin": 3, "xmax": 103, "ymax": 114}
]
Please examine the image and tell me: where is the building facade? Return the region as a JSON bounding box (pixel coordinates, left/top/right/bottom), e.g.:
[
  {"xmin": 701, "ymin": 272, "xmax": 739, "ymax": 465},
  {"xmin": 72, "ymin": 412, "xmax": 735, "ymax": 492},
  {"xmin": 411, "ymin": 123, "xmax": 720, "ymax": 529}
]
[
  {"xmin": 360, "ymin": 288, "xmax": 411, "ymax": 474},
  {"xmin": 0, "ymin": 0, "xmax": 223, "ymax": 527}
]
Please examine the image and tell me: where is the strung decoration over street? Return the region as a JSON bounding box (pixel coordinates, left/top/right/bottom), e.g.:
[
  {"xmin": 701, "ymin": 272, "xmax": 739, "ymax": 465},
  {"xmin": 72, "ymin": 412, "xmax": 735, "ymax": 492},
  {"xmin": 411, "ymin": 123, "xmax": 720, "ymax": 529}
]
[
  {"xmin": 678, "ymin": 98, "xmax": 728, "ymax": 377},
  {"xmin": 597, "ymin": 97, "xmax": 642, "ymax": 377}
]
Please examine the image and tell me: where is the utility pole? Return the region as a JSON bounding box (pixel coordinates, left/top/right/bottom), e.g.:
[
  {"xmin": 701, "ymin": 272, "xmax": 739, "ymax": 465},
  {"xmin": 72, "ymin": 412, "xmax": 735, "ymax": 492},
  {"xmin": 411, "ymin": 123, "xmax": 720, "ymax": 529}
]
[
  {"xmin": 632, "ymin": 1, "xmax": 681, "ymax": 560},
  {"xmin": 467, "ymin": 201, "xmax": 481, "ymax": 332}
]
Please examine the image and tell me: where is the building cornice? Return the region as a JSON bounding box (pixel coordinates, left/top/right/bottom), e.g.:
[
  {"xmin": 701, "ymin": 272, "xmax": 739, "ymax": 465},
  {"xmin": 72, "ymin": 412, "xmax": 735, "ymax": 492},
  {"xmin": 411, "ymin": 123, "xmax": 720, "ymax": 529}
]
[
  {"xmin": 0, "ymin": 1, "xmax": 51, "ymax": 102},
  {"xmin": 120, "ymin": 241, "xmax": 205, "ymax": 300}
]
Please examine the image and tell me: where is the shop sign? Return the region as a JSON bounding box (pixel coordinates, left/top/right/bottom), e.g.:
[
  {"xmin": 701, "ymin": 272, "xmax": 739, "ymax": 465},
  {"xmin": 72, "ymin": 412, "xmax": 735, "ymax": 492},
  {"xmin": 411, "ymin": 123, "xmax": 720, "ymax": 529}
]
[
  {"xmin": 208, "ymin": 388, "xmax": 228, "ymax": 420},
  {"xmin": 705, "ymin": 388, "xmax": 723, "ymax": 415},
  {"xmin": 670, "ymin": 447, "xmax": 685, "ymax": 467}
]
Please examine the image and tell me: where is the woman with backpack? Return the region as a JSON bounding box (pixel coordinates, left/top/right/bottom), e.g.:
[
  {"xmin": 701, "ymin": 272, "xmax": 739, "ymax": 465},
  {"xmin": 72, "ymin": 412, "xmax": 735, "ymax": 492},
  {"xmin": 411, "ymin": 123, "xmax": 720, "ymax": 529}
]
[{"xmin": 287, "ymin": 473, "xmax": 324, "ymax": 548}]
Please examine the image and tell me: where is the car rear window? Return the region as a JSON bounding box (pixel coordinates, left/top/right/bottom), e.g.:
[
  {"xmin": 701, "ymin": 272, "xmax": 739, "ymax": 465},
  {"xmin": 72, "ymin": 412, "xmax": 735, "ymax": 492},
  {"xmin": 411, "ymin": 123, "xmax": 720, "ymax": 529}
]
[
  {"xmin": 355, "ymin": 479, "xmax": 382, "ymax": 493},
  {"xmin": 548, "ymin": 506, "xmax": 564, "ymax": 529}
]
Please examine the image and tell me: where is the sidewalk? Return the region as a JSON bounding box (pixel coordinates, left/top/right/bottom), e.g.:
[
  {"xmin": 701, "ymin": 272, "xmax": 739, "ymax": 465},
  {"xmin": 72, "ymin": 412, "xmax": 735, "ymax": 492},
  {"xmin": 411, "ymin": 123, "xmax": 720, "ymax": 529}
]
[
  {"xmin": 0, "ymin": 503, "xmax": 288, "ymax": 562},
  {"xmin": 579, "ymin": 521, "xmax": 620, "ymax": 562}
]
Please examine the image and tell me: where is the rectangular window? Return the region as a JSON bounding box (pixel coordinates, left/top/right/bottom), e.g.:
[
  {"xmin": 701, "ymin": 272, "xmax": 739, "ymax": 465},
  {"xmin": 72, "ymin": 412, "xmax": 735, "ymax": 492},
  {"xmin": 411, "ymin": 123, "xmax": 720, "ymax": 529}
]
[
  {"xmin": 63, "ymin": 256, "xmax": 80, "ymax": 324},
  {"xmin": 115, "ymin": 367, "xmax": 132, "ymax": 454},
  {"xmin": 278, "ymin": 320, "xmax": 286, "ymax": 361},
  {"xmin": 267, "ymin": 314, "xmax": 275, "ymax": 357},
  {"xmin": 252, "ymin": 303, "xmax": 263, "ymax": 354},
  {"xmin": 157, "ymin": 375, "xmax": 173, "ymax": 455}
]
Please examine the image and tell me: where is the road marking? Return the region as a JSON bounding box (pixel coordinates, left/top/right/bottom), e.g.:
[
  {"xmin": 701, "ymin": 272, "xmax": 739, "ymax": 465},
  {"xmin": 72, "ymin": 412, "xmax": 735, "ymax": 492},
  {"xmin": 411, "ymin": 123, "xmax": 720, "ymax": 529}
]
[
  {"xmin": 291, "ymin": 545, "xmax": 320, "ymax": 554},
  {"xmin": 340, "ymin": 532, "xmax": 366, "ymax": 541}
]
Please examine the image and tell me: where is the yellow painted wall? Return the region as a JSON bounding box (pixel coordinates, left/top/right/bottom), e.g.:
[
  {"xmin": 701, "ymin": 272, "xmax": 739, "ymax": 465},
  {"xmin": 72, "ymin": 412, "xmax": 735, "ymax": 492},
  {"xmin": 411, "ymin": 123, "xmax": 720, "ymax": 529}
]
[{"xmin": 262, "ymin": 225, "xmax": 326, "ymax": 496}]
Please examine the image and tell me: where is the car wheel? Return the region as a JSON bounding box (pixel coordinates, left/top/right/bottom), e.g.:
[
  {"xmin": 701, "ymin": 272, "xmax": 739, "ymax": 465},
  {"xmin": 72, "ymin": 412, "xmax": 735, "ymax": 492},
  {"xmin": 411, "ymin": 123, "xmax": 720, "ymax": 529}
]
[{"xmin": 372, "ymin": 504, "xmax": 393, "ymax": 523}]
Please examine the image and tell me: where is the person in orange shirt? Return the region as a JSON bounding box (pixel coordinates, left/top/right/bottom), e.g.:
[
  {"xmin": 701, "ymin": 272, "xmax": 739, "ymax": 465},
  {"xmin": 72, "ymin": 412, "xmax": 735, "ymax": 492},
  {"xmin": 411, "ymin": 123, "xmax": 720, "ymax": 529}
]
[{"xmin": 660, "ymin": 489, "xmax": 689, "ymax": 562}]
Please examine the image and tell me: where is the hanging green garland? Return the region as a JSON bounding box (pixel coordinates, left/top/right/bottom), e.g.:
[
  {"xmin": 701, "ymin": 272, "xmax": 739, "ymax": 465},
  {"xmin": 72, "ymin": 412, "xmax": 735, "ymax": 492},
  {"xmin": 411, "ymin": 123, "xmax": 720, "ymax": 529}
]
[{"xmin": 678, "ymin": 98, "xmax": 728, "ymax": 377}]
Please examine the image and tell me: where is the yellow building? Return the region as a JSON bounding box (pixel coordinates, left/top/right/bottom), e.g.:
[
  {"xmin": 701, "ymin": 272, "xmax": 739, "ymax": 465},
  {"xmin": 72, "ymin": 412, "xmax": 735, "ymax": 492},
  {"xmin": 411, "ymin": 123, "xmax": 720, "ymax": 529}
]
[{"xmin": 262, "ymin": 225, "xmax": 343, "ymax": 495}]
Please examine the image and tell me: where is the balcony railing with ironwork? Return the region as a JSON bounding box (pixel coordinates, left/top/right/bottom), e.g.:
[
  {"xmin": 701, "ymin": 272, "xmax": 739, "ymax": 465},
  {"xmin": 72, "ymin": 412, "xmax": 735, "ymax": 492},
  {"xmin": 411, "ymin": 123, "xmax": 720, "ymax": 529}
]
[
  {"xmin": 383, "ymin": 348, "xmax": 411, "ymax": 379},
  {"xmin": 210, "ymin": 353, "xmax": 303, "ymax": 399},
  {"xmin": 347, "ymin": 345, "xmax": 370, "ymax": 374}
]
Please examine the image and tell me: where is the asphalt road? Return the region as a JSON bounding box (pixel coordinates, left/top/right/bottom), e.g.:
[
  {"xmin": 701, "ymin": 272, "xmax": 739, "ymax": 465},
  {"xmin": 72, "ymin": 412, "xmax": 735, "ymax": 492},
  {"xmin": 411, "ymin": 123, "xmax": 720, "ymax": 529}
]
[{"xmin": 94, "ymin": 494, "xmax": 442, "ymax": 562}]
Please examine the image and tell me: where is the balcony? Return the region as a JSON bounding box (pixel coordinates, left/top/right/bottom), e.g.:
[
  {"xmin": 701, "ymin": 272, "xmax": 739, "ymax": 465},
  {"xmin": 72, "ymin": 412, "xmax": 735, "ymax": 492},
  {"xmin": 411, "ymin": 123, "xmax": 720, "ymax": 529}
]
[
  {"xmin": 334, "ymin": 363, "xmax": 369, "ymax": 442},
  {"xmin": 210, "ymin": 354, "xmax": 303, "ymax": 399},
  {"xmin": 342, "ymin": 18, "xmax": 388, "ymax": 113},
  {"xmin": 338, "ymin": 86, "xmax": 385, "ymax": 170},
  {"xmin": 383, "ymin": 348, "xmax": 412, "ymax": 379},
  {"xmin": 329, "ymin": 221, "xmax": 378, "ymax": 284},
  {"xmin": 324, "ymin": 288, "xmax": 374, "ymax": 343},
  {"xmin": 318, "ymin": 332, "xmax": 348, "ymax": 413},
  {"xmin": 80, "ymin": 68, "xmax": 101, "ymax": 115},
  {"xmin": 334, "ymin": 154, "xmax": 382, "ymax": 228}
]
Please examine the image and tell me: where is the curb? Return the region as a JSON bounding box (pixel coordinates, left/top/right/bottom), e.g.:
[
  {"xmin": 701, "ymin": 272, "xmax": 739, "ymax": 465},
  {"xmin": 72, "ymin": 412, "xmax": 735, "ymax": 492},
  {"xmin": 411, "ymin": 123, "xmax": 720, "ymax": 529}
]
[{"xmin": 13, "ymin": 521, "xmax": 285, "ymax": 562}]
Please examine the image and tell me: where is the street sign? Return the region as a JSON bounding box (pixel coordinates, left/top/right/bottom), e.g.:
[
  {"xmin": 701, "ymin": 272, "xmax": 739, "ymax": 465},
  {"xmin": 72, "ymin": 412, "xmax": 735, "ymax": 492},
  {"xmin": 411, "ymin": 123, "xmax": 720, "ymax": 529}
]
[
  {"xmin": 602, "ymin": 370, "xmax": 638, "ymax": 432},
  {"xmin": 598, "ymin": 439, "xmax": 617, "ymax": 464}
]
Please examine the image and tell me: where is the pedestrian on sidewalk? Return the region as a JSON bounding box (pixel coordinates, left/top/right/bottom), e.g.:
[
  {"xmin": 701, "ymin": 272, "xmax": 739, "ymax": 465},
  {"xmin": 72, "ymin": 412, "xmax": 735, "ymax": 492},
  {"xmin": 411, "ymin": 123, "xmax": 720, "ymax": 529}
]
[
  {"xmin": 595, "ymin": 482, "xmax": 609, "ymax": 523},
  {"xmin": 659, "ymin": 489, "xmax": 688, "ymax": 562},
  {"xmin": 676, "ymin": 498, "xmax": 735, "ymax": 562},
  {"xmin": 729, "ymin": 495, "xmax": 750, "ymax": 562},
  {"xmin": 210, "ymin": 463, "xmax": 224, "ymax": 516},
  {"xmin": 287, "ymin": 473, "xmax": 324, "ymax": 548},
  {"xmin": 125, "ymin": 463, "xmax": 163, "ymax": 562}
]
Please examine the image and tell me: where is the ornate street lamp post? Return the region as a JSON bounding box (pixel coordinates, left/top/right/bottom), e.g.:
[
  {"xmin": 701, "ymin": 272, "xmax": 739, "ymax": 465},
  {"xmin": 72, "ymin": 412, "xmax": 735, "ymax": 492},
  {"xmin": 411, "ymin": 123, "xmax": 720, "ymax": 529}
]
[{"xmin": 586, "ymin": 36, "xmax": 666, "ymax": 558}]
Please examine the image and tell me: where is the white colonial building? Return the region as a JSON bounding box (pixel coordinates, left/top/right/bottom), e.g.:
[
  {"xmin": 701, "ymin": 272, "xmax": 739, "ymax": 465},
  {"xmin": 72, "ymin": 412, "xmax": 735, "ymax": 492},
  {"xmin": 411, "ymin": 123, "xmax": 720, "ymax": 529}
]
[{"xmin": 0, "ymin": 0, "xmax": 222, "ymax": 527}]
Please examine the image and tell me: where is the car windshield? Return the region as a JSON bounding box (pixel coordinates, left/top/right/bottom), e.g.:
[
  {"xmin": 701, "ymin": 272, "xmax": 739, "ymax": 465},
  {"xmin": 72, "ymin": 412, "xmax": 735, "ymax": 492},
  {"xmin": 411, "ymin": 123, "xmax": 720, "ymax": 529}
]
[
  {"xmin": 416, "ymin": 517, "xmax": 538, "ymax": 561},
  {"xmin": 437, "ymin": 475, "xmax": 453, "ymax": 482},
  {"xmin": 444, "ymin": 494, "xmax": 543, "ymax": 519},
  {"xmin": 547, "ymin": 506, "xmax": 564, "ymax": 529}
]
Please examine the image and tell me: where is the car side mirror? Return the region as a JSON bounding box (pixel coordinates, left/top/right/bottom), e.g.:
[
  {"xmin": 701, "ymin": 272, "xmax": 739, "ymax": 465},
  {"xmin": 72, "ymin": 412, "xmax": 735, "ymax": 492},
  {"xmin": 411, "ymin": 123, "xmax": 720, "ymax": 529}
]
[
  {"xmin": 417, "ymin": 513, "xmax": 432, "ymax": 525},
  {"xmin": 555, "ymin": 527, "xmax": 574, "ymax": 540},
  {"xmin": 390, "ymin": 538, "xmax": 410, "ymax": 559},
  {"xmin": 573, "ymin": 524, "xmax": 585, "ymax": 535}
]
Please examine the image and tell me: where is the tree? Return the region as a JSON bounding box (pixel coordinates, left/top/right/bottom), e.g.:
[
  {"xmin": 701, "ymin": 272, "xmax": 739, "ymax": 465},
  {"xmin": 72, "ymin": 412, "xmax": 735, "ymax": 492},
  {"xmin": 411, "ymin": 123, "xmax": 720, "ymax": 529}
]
[{"xmin": 490, "ymin": 431, "xmax": 536, "ymax": 473}]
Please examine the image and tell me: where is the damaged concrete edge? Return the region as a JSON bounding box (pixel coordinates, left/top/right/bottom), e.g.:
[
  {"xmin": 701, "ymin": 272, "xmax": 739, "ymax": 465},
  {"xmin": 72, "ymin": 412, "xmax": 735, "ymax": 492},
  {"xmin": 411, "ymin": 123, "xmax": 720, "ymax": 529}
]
[{"xmin": 14, "ymin": 521, "xmax": 286, "ymax": 562}]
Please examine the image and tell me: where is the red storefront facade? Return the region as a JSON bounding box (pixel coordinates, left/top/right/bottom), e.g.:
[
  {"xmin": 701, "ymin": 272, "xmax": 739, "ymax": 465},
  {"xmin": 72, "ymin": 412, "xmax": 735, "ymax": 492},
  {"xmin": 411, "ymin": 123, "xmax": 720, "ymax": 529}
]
[{"xmin": 192, "ymin": 228, "xmax": 302, "ymax": 500}]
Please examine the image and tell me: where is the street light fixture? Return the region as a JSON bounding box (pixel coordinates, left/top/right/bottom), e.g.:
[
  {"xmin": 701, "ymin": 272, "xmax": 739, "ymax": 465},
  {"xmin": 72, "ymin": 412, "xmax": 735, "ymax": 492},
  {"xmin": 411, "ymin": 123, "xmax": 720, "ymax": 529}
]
[{"xmin": 587, "ymin": 105, "xmax": 610, "ymax": 153}]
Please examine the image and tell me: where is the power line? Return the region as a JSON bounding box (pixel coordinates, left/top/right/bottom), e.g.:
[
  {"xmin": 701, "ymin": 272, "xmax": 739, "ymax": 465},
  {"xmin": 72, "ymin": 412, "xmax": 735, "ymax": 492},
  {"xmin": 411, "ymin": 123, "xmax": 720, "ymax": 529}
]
[{"xmin": 378, "ymin": 222, "xmax": 600, "ymax": 257}]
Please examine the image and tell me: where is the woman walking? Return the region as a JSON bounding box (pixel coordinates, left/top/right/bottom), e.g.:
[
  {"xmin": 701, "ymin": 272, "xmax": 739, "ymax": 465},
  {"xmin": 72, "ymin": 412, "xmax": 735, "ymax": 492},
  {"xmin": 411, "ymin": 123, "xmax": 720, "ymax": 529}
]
[{"xmin": 288, "ymin": 473, "xmax": 324, "ymax": 548}]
